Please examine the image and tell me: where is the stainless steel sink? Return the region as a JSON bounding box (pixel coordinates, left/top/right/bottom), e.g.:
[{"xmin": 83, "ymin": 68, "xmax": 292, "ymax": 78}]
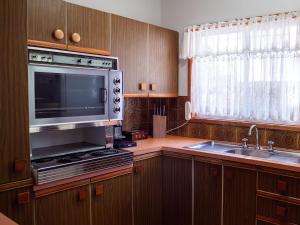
[
  {"xmin": 226, "ymin": 149, "xmax": 273, "ymax": 159},
  {"xmin": 186, "ymin": 141, "xmax": 300, "ymax": 164},
  {"xmin": 186, "ymin": 141, "xmax": 241, "ymax": 152},
  {"xmin": 270, "ymin": 151, "xmax": 300, "ymax": 164}
]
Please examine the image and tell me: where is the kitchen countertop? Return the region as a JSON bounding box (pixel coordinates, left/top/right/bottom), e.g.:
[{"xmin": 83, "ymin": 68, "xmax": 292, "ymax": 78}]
[
  {"xmin": 0, "ymin": 213, "xmax": 18, "ymax": 225},
  {"xmin": 126, "ymin": 135, "xmax": 300, "ymax": 173}
]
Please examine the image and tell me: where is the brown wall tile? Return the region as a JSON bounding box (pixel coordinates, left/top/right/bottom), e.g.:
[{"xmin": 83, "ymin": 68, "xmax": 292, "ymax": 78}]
[{"xmin": 265, "ymin": 129, "xmax": 298, "ymax": 150}]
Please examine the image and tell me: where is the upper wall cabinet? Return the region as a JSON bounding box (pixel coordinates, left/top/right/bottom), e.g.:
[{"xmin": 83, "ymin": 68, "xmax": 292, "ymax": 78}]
[
  {"xmin": 111, "ymin": 15, "xmax": 149, "ymax": 97},
  {"xmin": 67, "ymin": 3, "xmax": 111, "ymax": 53},
  {"xmin": 28, "ymin": 0, "xmax": 67, "ymax": 45},
  {"xmin": 149, "ymin": 25, "xmax": 178, "ymax": 97}
]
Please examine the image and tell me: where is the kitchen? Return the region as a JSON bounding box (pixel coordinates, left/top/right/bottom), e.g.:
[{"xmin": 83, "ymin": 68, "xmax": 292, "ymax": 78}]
[{"xmin": 1, "ymin": 0, "xmax": 300, "ymax": 225}]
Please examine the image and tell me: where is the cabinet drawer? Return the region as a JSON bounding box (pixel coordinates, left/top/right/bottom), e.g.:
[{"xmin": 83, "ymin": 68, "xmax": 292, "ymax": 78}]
[
  {"xmin": 257, "ymin": 220, "xmax": 274, "ymax": 225},
  {"xmin": 257, "ymin": 197, "xmax": 300, "ymax": 225},
  {"xmin": 258, "ymin": 172, "xmax": 300, "ymax": 199}
]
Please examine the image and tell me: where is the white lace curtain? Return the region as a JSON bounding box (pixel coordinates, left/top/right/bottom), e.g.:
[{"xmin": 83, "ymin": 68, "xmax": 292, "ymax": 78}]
[{"xmin": 182, "ymin": 12, "xmax": 300, "ymax": 123}]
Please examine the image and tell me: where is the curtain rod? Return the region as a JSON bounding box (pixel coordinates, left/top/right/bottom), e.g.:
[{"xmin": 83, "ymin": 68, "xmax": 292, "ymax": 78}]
[{"xmin": 185, "ymin": 10, "xmax": 300, "ymax": 31}]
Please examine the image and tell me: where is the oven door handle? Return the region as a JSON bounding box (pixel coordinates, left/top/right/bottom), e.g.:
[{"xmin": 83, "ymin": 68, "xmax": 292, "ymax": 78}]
[{"xmin": 100, "ymin": 88, "xmax": 108, "ymax": 103}]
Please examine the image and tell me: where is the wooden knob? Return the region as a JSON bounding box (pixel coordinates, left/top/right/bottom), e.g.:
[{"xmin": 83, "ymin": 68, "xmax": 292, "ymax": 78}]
[
  {"xmin": 78, "ymin": 189, "xmax": 88, "ymax": 201},
  {"xmin": 71, "ymin": 33, "xmax": 81, "ymax": 43},
  {"xmin": 139, "ymin": 83, "xmax": 147, "ymax": 91},
  {"xmin": 276, "ymin": 206, "xmax": 286, "ymax": 220},
  {"xmin": 14, "ymin": 159, "xmax": 27, "ymax": 173},
  {"xmin": 134, "ymin": 165, "xmax": 143, "ymax": 175},
  {"xmin": 224, "ymin": 170, "xmax": 234, "ymax": 180},
  {"xmin": 53, "ymin": 29, "xmax": 64, "ymax": 40},
  {"xmin": 277, "ymin": 180, "xmax": 287, "ymax": 195},
  {"xmin": 210, "ymin": 167, "xmax": 219, "ymax": 177},
  {"xmin": 17, "ymin": 192, "xmax": 30, "ymax": 205},
  {"xmin": 150, "ymin": 83, "xmax": 157, "ymax": 91},
  {"xmin": 95, "ymin": 185, "xmax": 104, "ymax": 196}
]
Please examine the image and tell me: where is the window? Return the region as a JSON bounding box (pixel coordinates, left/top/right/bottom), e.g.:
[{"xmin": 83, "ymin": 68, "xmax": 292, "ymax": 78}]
[{"xmin": 182, "ymin": 12, "xmax": 300, "ymax": 123}]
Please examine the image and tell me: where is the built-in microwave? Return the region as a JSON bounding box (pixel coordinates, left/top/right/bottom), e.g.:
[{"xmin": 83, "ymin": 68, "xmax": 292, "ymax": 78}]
[{"xmin": 28, "ymin": 47, "xmax": 123, "ymax": 128}]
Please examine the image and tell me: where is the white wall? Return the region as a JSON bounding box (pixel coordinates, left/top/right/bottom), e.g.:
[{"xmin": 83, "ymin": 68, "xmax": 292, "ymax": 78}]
[
  {"xmin": 161, "ymin": 0, "xmax": 300, "ymax": 96},
  {"xmin": 65, "ymin": 0, "xmax": 162, "ymax": 25}
]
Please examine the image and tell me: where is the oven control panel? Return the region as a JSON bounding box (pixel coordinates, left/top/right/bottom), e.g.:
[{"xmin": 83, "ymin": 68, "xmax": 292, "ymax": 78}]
[
  {"xmin": 109, "ymin": 70, "xmax": 123, "ymax": 121},
  {"xmin": 29, "ymin": 48, "xmax": 118, "ymax": 70}
]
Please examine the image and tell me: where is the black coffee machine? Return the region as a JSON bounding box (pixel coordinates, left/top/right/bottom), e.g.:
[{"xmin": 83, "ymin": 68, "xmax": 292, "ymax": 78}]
[{"xmin": 113, "ymin": 125, "xmax": 137, "ymax": 148}]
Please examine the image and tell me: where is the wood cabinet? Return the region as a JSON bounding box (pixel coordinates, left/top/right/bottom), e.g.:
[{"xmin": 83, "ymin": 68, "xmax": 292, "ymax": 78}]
[
  {"xmin": 111, "ymin": 16, "xmax": 179, "ymax": 97},
  {"xmin": 0, "ymin": 187, "xmax": 33, "ymax": 225},
  {"xmin": 0, "ymin": 0, "xmax": 30, "ymax": 184},
  {"xmin": 149, "ymin": 25, "xmax": 178, "ymax": 97},
  {"xmin": 91, "ymin": 173, "xmax": 132, "ymax": 225},
  {"xmin": 67, "ymin": 3, "xmax": 111, "ymax": 52},
  {"xmin": 194, "ymin": 160, "xmax": 222, "ymax": 225},
  {"xmin": 257, "ymin": 197, "xmax": 300, "ymax": 225},
  {"xmin": 223, "ymin": 166, "xmax": 257, "ymax": 225},
  {"xmin": 111, "ymin": 15, "xmax": 149, "ymax": 96},
  {"xmin": 27, "ymin": 0, "xmax": 67, "ymax": 44},
  {"xmin": 133, "ymin": 156, "xmax": 162, "ymax": 225},
  {"xmin": 35, "ymin": 185, "xmax": 91, "ymax": 225},
  {"xmin": 162, "ymin": 155, "xmax": 192, "ymax": 225}
]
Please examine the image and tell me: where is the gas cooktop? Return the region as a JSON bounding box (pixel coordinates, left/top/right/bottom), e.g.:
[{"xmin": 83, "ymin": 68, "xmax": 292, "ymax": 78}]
[{"xmin": 31, "ymin": 148, "xmax": 133, "ymax": 185}]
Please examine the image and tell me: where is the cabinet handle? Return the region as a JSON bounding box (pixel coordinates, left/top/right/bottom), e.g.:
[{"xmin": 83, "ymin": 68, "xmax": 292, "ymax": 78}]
[
  {"xmin": 149, "ymin": 83, "xmax": 157, "ymax": 91},
  {"xmin": 95, "ymin": 185, "xmax": 104, "ymax": 196},
  {"xmin": 78, "ymin": 189, "xmax": 88, "ymax": 201},
  {"xmin": 53, "ymin": 29, "xmax": 65, "ymax": 40},
  {"xmin": 210, "ymin": 167, "xmax": 219, "ymax": 177},
  {"xmin": 224, "ymin": 170, "xmax": 234, "ymax": 180},
  {"xmin": 276, "ymin": 206, "xmax": 287, "ymax": 220},
  {"xmin": 71, "ymin": 33, "xmax": 81, "ymax": 43},
  {"xmin": 14, "ymin": 159, "xmax": 27, "ymax": 173},
  {"xmin": 277, "ymin": 180, "xmax": 287, "ymax": 195},
  {"xmin": 17, "ymin": 192, "xmax": 30, "ymax": 205},
  {"xmin": 139, "ymin": 83, "xmax": 147, "ymax": 91},
  {"xmin": 134, "ymin": 165, "xmax": 143, "ymax": 175}
]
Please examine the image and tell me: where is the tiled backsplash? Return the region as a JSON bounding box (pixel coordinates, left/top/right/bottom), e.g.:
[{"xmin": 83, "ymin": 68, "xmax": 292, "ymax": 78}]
[
  {"xmin": 123, "ymin": 97, "xmax": 182, "ymax": 135},
  {"xmin": 124, "ymin": 96, "xmax": 300, "ymax": 151}
]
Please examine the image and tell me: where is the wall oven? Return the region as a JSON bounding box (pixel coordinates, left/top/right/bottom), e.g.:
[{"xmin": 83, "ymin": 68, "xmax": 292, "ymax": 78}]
[{"xmin": 28, "ymin": 47, "xmax": 123, "ymax": 129}]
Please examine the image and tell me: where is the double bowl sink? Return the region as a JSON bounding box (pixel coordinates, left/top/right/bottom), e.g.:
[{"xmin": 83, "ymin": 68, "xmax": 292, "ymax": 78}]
[{"xmin": 186, "ymin": 141, "xmax": 300, "ymax": 164}]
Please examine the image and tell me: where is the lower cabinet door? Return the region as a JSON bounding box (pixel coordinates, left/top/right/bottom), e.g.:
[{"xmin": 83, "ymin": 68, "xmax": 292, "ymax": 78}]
[
  {"xmin": 91, "ymin": 173, "xmax": 132, "ymax": 225},
  {"xmin": 223, "ymin": 166, "xmax": 257, "ymax": 225},
  {"xmin": 194, "ymin": 160, "xmax": 222, "ymax": 225},
  {"xmin": 35, "ymin": 185, "xmax": 90, "ymax": 225},
  {"xmin": 0, "ymin": 187, "xmax": 33, "ymax": 225},
  {"xmin": 133, "ymin": 157, "xmax": 162, "ymax": 225},
  {"xmin": 162, "ymin": 156, "xmax": 192, "ymax": 225}
]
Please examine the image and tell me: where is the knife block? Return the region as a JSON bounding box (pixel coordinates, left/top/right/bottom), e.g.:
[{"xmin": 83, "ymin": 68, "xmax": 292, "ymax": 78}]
[{"xmin": 153, "ymin": 115, "xmax": 167, "ymax": 138}]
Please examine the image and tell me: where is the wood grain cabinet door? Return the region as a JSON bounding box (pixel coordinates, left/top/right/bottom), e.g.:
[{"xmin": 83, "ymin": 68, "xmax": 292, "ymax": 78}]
[
  {"xmin": 133, "ymin": 157, "xmax": 162, "ymax": 225},
  {"xmin": 194, "ymin": 161, "xmax": 222, "ymax": 225},
  {"xmin": 0, "ymin": 0, "xmax": 30, "ymax": 184},
  {"xmin": 91, "ymin": 174, "xmax": 132, "ymax": 225},
  {"xmin": 223, "ymin": 166, "xmax": 257, "ymax": 225},
  {"xmin": 67, "ymin": 3, "xmax": 111, "ymax": 52},
  {"xmin": 162, "ymin": 156, "xmax": 192, "ymax": 225},
  {"xmin": 35, "ymin": 185, "xmax": 91, "ymax": 225},
  {"xmin": 148, "ymin": 25, "xmax": 179, "ymax": 97},
  {"xmin": 111, "ymin": 15, "xmax": 149, "ymax": 96},
  {"xmin": 0, "ymin": 187, "xmax": 33, "ymax": 225},
  {"xmin": 27, "ymin": 0, "xmax": 66, "ymax": 44}
]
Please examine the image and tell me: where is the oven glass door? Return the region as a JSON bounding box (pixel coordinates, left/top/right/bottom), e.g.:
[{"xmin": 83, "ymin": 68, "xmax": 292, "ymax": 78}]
[{"xmin": 29, "ymin": 64, "xmax": 109, "ymax": 126}]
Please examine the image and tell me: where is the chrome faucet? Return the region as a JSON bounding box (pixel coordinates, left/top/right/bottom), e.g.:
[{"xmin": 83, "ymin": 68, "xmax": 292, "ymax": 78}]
[{"xmin": 248, "ymin": 125, "xmax": 260, "ymax": 150}]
